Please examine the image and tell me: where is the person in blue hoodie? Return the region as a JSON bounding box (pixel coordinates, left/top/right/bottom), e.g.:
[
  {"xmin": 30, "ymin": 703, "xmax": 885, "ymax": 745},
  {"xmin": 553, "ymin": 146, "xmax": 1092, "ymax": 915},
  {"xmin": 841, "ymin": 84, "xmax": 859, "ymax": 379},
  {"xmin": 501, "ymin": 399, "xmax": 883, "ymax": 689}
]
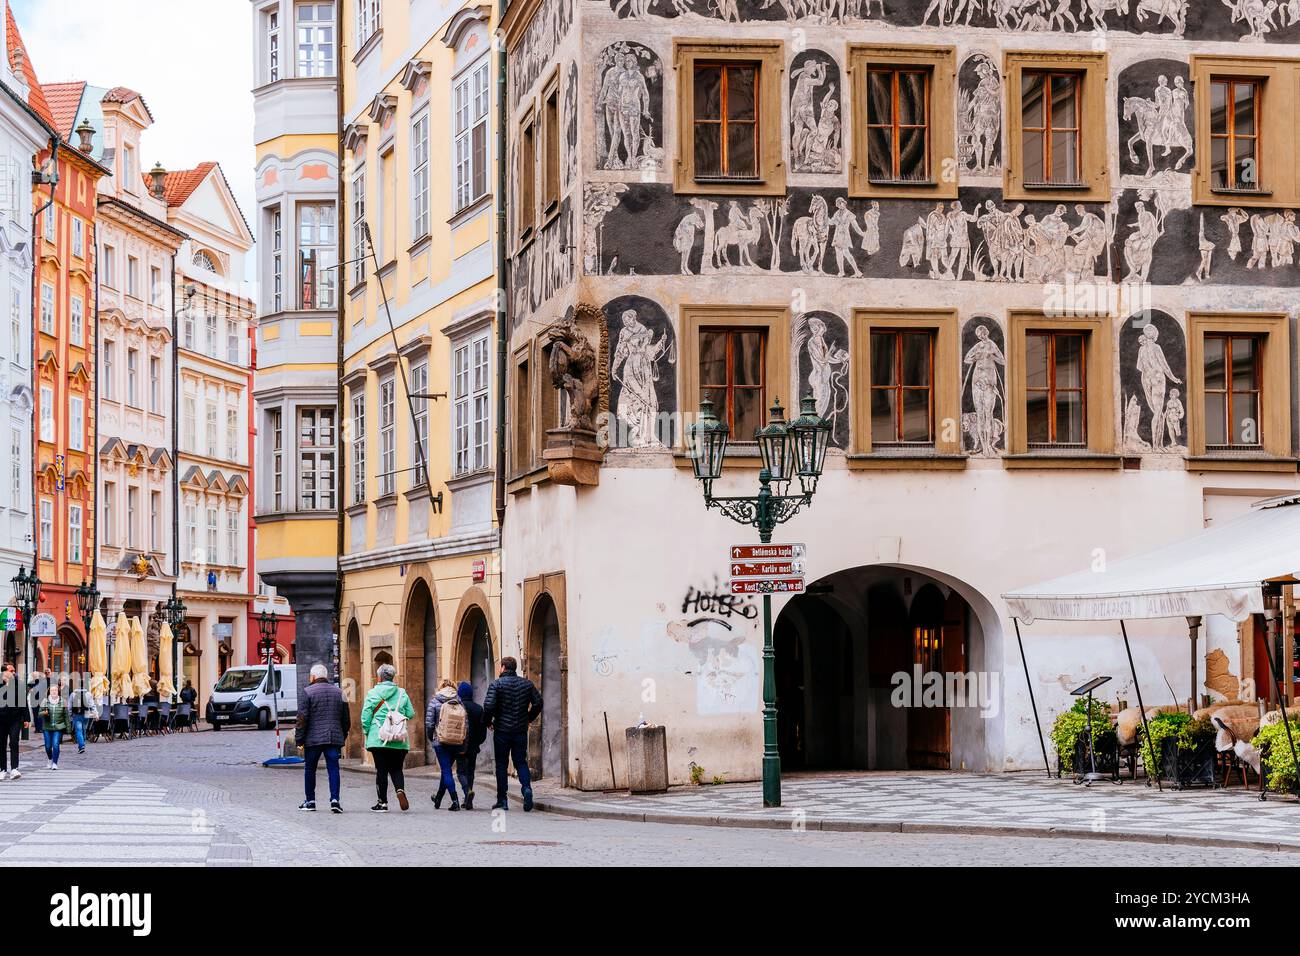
[{"xmin": 454, "ymin": 681, "xmax": 487, "ymax": 810}]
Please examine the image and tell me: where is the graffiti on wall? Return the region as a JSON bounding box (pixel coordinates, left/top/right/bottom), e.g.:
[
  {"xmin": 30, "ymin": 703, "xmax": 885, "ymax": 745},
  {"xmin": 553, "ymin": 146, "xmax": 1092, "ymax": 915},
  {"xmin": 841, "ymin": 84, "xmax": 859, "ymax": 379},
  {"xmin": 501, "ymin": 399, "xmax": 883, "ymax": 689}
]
[{"xmin": 669, "ymin": 578, "xmax": 760, "ymax": 714}]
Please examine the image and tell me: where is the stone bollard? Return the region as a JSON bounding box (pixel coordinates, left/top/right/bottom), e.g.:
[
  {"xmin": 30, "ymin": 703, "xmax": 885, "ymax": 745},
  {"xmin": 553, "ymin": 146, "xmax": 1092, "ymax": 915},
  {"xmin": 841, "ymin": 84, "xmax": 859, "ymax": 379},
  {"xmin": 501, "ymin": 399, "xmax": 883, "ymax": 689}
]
[{"xmin": 625, "ymin": 725, "xmax": 668, "ymax": 794}]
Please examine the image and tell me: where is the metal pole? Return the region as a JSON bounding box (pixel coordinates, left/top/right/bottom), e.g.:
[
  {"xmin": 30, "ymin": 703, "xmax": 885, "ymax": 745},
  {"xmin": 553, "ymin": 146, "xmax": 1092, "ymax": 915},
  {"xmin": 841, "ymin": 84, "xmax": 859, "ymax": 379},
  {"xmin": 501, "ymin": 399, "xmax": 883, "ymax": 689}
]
[
  {"xmin": 1259, "ymin": 608, "xmax": 1299, "ymax": 794},
  {"xmin": 1186, "ymin": 615, "xmax": 1201, "ymax": 713},
  {"xmin": 1120, "ymin": 620, "xmax": 1161, "ymax": 792},
  {"xmin": 1012, "ymin": 618, "xmax": 1052, "ymax": 778},
  {"xmin": 761, "ymin": 591, "xmax": 779, "ymax": 807}
]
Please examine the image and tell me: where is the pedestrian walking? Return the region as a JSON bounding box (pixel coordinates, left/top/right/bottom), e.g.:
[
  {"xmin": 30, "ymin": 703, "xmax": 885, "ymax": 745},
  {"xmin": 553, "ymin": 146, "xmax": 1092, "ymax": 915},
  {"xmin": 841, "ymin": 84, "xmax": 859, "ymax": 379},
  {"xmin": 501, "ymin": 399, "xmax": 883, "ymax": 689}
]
[
  {"xmin": 454, "ymin": 681, "xmax": 486, "ymax": 810},
  {"xmin": 296, "ymin": 663, "xmax": 350, "ymax": 813},
  {"xmin": 482, "ymin": 657, "xmax": 542, "ymax": 811},
  {"xmin": 425, "ymin": 678, "xmax": 466, "ymax": 810},
  {"xmin": 179, "ymin": 680, "xmax": 197, "ymax": 707},
  {"xmin": 68, "ymin": 677, "xmax": 95, "ymax": 754},
  {"xmin": 0, "ymin": 663, "xmax": 27, "ymax": 779},
  {"xmin": 360, "ymin": 663, "xmax": 415, "ymax": 812},
  {"xmin": 39, "ymin": 682, "xmax": 71, "ymax": 770}
]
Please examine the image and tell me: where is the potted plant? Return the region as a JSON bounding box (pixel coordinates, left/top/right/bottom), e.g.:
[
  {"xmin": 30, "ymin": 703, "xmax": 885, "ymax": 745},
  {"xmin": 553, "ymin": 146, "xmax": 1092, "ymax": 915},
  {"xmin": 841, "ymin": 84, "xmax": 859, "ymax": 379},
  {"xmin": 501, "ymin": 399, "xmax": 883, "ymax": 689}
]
[
  {"xmin": 1050, "ymin": 697, "xmax": 1112, "ymax": 778},
  {"xmin": 1140, "ymin": 712, "xmax": 1216, "ymax": 788},
  {"xmin": 1251, "ymin": 720, "xmax": 1300, "ymax": 794}
]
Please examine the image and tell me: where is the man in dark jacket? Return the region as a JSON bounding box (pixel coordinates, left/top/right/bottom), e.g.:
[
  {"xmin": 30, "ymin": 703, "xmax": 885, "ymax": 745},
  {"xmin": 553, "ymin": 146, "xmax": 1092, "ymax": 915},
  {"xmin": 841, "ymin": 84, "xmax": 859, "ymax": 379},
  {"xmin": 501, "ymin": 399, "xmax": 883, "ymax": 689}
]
[
  {"xmin": 296, "ymin": 664, "xmax": 350, "ymax": 812},
  {"xmin": 482, "ymin": 657, "xmax": 542, "ymax": 811},
  {"xmin": 454, "ymin": 681, "xmax": 487, "ymax": 810},
  {"xmin": 0, "ymin": 663, "xmax": 27, "ymax": 779}
]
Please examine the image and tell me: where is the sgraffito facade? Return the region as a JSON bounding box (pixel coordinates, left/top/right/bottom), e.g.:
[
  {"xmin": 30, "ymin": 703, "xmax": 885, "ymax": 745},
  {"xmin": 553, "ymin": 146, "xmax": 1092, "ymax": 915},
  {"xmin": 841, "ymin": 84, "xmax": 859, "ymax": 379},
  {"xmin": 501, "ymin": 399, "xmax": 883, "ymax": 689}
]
[{"xmin": 501, "ymin": 0, "xmax": 1300, "ymax": 787}]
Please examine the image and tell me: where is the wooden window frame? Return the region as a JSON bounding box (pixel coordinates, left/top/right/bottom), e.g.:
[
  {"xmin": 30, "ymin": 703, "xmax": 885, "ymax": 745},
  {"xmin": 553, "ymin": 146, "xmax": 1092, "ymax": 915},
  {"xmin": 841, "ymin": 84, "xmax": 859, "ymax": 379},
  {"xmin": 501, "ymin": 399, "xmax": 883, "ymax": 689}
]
[
  {"xmin": 679, "ymin": 304, "xmax": 790, "ymax": 454},
  {"xmin": 517, "ymin": 107, "xmax": 537, "ymax": 247},
  {"xmin": 541, "ymin": 68, "xmax": 561, "ymax": 223},
  {"xmin": 849, "ymin": 44, "xmax": 957, "ymax": 201},
  {"xmin": 1191, "ymin": 55, "xmax": 1300, "ymax": 208},
  {"xmin": 511, "ymin": 343, "xmax": 536, "ymax": 478},
  {"xmin": 868, "ymin": 330, "xmax": 936, "ymax": 446},
  {"xmin": 1023, "ymin": 330, "xmax": 1087, "ymax": 448},
  {"xmin": 851, "ymin": 309, "xmax": 959, "ymax": 459},
  {"xmin": 1209, "ymin": 78, "xmax": 1262, "ymax": 194},
  {"xmin": 1005, "ymin": 311, "xmax": 1115, "ymax": 465},
  {"xmin": 1004, "ymin": 50, "xmax": 1109, "ymax": 203},
  {"xmin": 1187, "ymin": 312, "xmax": 1292, "ymax": 467},
  {"xmin": 1201, "ymin": 333, "xmax": 1262, "ymax": 451},
  {"xmin": 674, "ymin": 39, "xmax": 786, "ymax": 197},
  {"xmin": 699, "ymin": 326, "xmax": 769, "ymax": 439},
  {"xmin": 1020, "ymin": 70, "xmax": 1082, "ymax": 189}
]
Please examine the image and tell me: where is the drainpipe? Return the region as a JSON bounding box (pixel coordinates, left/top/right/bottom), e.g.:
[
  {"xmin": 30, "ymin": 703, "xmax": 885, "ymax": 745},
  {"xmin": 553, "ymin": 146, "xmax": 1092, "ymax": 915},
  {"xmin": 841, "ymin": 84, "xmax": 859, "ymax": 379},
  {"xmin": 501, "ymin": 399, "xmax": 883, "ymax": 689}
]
[
  {"xmin": 494, "ymin": 0, "xmax": 508, "ymax": 530},
  {"xmin": 334, "ymin": 2, "xmax": 346, "ymax": 664}
]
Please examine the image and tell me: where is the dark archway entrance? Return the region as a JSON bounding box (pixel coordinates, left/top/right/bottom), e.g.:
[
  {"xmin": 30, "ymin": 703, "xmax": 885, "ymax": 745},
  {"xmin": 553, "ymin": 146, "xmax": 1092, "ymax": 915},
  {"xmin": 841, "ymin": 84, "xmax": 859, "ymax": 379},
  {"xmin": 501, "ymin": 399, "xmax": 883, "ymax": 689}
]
[
  {"xmin": 527, "ymin": 594, "xmax": 564, "ymax": 783},
  {"xmin": 774, "ymin": 566, "xmax": 992, "ymax": 772},
  {"xmin": 403, "ymin": 580, "xmax": 437, "ymax": 765},
  {"xmin": 344, "ymin": 619, "xmax": 363, "ymax": 758}
]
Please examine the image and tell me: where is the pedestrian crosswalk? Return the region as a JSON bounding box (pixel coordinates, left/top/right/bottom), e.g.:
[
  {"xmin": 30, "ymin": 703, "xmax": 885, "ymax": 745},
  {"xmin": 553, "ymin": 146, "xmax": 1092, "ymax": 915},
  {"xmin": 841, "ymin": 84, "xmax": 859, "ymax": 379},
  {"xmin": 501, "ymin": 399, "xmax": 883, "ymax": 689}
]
[{"xmin": 0, "ymin": 768, "xmax": 248, "ymax": 866}]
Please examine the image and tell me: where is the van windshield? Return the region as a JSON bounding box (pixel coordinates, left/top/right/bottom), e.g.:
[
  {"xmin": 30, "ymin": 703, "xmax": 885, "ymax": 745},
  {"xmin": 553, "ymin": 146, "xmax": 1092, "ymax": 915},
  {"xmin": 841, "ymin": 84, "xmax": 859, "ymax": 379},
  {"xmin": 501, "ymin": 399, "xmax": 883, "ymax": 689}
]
[{"xmin": 214, "ymin": 670, "xmax": 265, "ymax": 693}]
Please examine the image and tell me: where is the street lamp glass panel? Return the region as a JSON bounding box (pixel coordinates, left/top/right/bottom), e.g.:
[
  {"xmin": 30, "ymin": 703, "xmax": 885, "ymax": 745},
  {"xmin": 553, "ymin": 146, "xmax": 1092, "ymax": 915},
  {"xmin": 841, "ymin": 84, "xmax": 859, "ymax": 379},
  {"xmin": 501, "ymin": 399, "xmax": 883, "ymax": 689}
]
[
  {"xmin": 755, "ymin": 398, "xmax": 794, "ymax": 481},
  {"xmin": 791, "ymin": 394, "xmax": 831, "ymax": 481},
  {"xmin": 688, "ymin": 399, "xmax": 729, "ymax": 481}
]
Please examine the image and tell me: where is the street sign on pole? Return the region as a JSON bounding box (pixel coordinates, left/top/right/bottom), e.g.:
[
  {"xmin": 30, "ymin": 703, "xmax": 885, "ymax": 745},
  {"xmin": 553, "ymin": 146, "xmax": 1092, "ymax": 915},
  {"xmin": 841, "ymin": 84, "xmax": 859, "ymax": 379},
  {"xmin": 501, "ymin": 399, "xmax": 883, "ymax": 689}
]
[
  {"xmin": 730, "ymin": 559, "xmax": 804, "ymax": 579},
  {"xmin": 729, "ymin": 578, "xmax": 806, "ymax": 595},
  {"xmin": 729, "ymin": 543, "xmax": 805, "ymax": 561}
]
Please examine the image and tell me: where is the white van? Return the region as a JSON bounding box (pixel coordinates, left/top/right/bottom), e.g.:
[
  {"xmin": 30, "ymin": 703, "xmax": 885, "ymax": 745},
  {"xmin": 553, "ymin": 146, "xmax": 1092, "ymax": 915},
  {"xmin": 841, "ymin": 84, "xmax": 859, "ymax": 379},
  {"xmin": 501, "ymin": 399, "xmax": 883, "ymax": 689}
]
[{"xmin": 206, "ymin": 664, "xmax": 297, "ymax": 730}]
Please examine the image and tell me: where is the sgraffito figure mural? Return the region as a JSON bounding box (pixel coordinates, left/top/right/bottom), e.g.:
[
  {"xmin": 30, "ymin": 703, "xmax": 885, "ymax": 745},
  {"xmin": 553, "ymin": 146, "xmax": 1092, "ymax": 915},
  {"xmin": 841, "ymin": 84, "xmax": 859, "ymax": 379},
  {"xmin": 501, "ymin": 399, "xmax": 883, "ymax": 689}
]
[
  {"xmin": 957, "ymin": 53, "xmax": 1001, "ymax": 176},
  {"xmin": 594, "ymin": 41, "xmax": 664, "ymax": 172},
  {"xmin": 960, "ymin": 317, "xmax": 1006, "ymax": 457},
  {"xmin": 1120, "ymin": 311, "xmax": 1186, "ymax": 453},
  {"xmin": 789, "ymin": 50, "xmax": 842, "ymax": 174},
  {"xmin": 793, "ymin": 311, "xmax": 850, "ymax": 448},
  {"xmin": 1119, "ymin": 60, "xmax": 1193, "ymax": 179},
  {"xmin": 563, "ymin": 61, "xmax": 579, "ymax": 188},
  {"xmin": 604, "ymin": 295, "xmax": 677, "ymax": 448}
]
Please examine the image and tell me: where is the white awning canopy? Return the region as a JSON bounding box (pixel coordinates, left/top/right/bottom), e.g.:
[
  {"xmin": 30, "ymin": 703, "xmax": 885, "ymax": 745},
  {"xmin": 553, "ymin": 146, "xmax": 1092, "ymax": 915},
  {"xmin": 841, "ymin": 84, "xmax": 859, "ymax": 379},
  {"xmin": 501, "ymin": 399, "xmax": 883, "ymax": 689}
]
[{"xmin": 1004, "ymin": 495, "xmax": 1300, "ymax": 624}]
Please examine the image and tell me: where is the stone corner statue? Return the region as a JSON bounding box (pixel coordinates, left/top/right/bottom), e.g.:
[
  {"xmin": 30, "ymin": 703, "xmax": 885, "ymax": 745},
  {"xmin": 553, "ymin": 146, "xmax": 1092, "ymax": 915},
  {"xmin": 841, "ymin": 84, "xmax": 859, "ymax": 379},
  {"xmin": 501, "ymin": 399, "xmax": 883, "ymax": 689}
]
[{"xmin": 543, "ymin": 309, "xmax": 600, "ymax": 434}]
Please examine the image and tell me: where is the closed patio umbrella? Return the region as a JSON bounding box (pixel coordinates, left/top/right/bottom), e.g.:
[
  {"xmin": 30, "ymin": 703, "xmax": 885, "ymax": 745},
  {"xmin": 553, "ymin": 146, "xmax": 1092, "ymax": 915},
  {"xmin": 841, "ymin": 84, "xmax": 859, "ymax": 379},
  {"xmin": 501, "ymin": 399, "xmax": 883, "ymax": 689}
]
[
  {"xmin": 129, "ymin": 616, "xmax": 152, "ymax": 698},
  {"xmin": 156, "ymin": 621, "xmax": 176, "ymax": 700},
  {"xmin": 87, "ymin": 610, "xmax": 108, "ymax": 701},
  {"xmin": 111, "ymin": 612, "xmax": 131, "ymax": 701}
]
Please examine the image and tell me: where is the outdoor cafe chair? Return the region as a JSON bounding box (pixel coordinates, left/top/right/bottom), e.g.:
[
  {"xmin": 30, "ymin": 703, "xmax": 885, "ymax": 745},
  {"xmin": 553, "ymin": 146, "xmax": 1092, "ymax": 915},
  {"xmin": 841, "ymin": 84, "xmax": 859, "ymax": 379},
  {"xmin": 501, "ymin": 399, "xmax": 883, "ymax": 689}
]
[
  {"xmin": 157, "ymin": 701, "xmax": 171, "ymax": 733},
  {"xmin": 89, "ymin": 704, "xmax": 110, "ymax": 743},
  {"xmin": 110, "ymin": 704, "xmax": 131, "ymax": 740},
  {"xmin": 174, "ymin": 703, "xmax": 192, "ymax": 732}
]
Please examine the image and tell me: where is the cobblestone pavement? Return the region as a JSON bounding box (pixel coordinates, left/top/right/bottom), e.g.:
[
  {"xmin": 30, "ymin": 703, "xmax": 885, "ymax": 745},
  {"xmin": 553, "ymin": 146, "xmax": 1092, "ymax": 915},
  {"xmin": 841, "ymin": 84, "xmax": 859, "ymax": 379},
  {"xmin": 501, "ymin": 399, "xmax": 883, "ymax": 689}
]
[
  {"xmin": 0, "ymin": 730, "xmax": 1293, "ymax": 865},
  {"xmin": 537, "ymin": 770, "xmax": 1300, "ymax": 851}
]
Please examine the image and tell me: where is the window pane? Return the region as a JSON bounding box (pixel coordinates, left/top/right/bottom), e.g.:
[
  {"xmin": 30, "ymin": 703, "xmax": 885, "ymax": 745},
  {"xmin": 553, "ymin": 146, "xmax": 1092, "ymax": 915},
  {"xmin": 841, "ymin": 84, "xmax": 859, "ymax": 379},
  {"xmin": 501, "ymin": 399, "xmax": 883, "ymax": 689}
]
[
  {"xmin": 871, "ymin": 389, "xmax": 896, "ymax": 444},
  {"xmin": 699, "ymin": 331, "xmax": 727, "ymax": 385},
  {"xmin": 898, "ymin": 128, "xmax": 927, "ymax": 181},
  {"xmin": 902, "ymin": 333, "xmax": 930, "ymax": 386},
  {"xmin": 1204, "ymin": 392, "xmax": 1227, "ymax": 446},
  {"xmin": 871, "ymin": 333, "xmax": 896, "ymax": 386},
  {"xmin": 1234, "ymin": 82, "xmax": 1256, "ymax": 136},
  {"xmin": 1050, "ymin": 74, "xmax": 1077, "ymax": 128},
  {"xmin": 1021, "ymin": 73, "xmax": 1044, "ymax": 128},
  {"xmin": 867, "ymin": 72, "xmax": 892, "ymax": 126},
  {"xmin": 1234, "ymin": 138, "xmax": 1257, "ymax": 189},
  {"xmin": 695, "ymin": 124, "xmax": 722, "ymax": 178},
  {"xmin": 867, "ymin": 127, "xmax": 893, "ymax": 181},
  {"xmin": 734, "ymin": 331, "xmax": 764, "ymax": 386},
  {"xmin": 726, "ymin": 123, "xmax": 756, "ymax": 178},
  {"xmin": 1025, "ymin": 334, "xmax": 1049, "ymax": 389},
  {"xmin": 1055, "ymin": 335, "xmax": 1083, "ymax": 389},
  {"xmin": 726, "ymin": 66, "xmax": 756, "ymax": 121},
  {"xmin": 1023, "ymin": 130, "xmax": 1045, "ymax": 183},
  {"xmin": 1204, "ymin": 337, "xmax": 1226, "ymax": 390},
  {"xmin": 1234, "ymin": 392, "xmax": 1259, "ymax": 446},
  {"xmin": 1210, "ymin": 137, "xmax": 1228, "ymax": 190},
  {"xmin": 733, "ymin": 388, "xmax": 763, "ymax": 440},
  {"xmin": 1051, "ymin": 130, "xmax": 1078, "ymax": 182},
  {"xmin": 694, "ymin": 66, "xmax": 722, "ymax": 120},
  {"xmin": 898, "ymin": 71, "xmax": 926, "ymax": 126},
  {"xmin": 901, "ymin": 388, "xmax": 931, "ymax": 442},
  {"xmin": 1056, "ymin": 391, "xmax": 1085, "ymax": 444},
  {"xmin": 1026, "ymin": 391, "xmax": 1050, "ymax": 444},
  {"xmin": 1210, "ymin": 82, "xmax": 1227, "ymax": 134},
  {"xmin": 1231, "ymin": 338, "xmax": 1257, "ymax": 392}
]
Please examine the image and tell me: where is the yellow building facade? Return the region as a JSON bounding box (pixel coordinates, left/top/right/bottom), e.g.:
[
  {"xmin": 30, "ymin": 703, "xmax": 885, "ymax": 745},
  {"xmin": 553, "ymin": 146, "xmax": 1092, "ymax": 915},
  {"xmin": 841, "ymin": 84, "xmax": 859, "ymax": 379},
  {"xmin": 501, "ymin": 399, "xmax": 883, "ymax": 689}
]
[{"xmin": 338, "ymin": 0, "xmax": 501, "ymax": 763}]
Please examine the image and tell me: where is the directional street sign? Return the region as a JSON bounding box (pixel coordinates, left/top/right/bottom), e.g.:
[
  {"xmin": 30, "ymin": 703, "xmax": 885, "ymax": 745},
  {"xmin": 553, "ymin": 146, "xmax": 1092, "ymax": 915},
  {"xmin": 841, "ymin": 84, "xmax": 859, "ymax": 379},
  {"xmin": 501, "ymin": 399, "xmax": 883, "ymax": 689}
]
[
  {"xmin": 729, "ymin": 543, "xmax": 806, "ymax": 561},
  {"xmin": 729, "ymin": 578, "xmax": 806, "ymax": 595},
  {"xmin": 729, "ymin": 559, "xmax": 805, "ymax": 579}
]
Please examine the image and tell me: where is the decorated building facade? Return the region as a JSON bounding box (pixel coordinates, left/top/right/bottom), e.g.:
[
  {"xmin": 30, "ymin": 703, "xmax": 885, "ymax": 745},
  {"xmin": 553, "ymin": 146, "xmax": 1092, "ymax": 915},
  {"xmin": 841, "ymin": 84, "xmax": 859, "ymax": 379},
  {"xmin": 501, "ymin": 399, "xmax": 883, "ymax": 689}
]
[{"xmin": 501, "ymin": 0, "xmax": 1300, "ymax": 787}]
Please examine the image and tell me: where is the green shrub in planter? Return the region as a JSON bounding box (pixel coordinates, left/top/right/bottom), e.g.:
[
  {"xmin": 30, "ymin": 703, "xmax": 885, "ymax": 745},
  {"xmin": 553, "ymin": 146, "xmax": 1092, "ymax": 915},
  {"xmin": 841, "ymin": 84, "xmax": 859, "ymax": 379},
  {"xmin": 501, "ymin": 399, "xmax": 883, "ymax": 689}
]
[
  {"xmin": 1251, "ymin": 720, "xmax": 1300, "ymax": 792},
  {"xmin": 1138, "ymin": 712, "xmax": 1214, "ymax": 778},
  {"xmin": 1051, "ymin": 697, "xmax": 1111, "ymax": 775}
]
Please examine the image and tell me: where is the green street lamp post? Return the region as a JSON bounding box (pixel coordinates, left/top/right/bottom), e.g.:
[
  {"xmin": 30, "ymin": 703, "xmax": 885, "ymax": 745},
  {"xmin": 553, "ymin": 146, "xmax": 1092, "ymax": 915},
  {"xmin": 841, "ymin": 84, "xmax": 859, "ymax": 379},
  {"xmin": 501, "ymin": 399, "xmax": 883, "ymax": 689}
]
[
  {"xmin": 164, "ymin": 594, "xmax": 187, "ymax": 705},
  {"xmin": 74, "ymin": 579, "xmax": 99, "ymax": 699},
  {"xmin": 12, "ymin": 567, "xmax": 40, "ymax": 739},
  {"xmin": 687, "ymin": 395, "xmax": 831, "ymax": 808}
]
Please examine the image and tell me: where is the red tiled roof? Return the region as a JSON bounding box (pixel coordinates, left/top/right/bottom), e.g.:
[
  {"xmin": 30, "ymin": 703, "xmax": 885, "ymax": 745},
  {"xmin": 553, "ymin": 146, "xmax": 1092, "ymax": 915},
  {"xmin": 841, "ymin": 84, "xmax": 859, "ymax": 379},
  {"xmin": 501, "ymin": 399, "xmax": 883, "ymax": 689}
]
[
  {"xmin": 40, "ymin": 80, "xmax": 84, "ymax": 138},
  {"xmin": 100, "ymin": 85, "xmax": 153, "ymax": 122},
  {"xmin": 161, "ymin": 162, "xmax": 216, "ymax": 207},
  {"xmin": 5, "ymin": 2, "xmax": 54, "ymax": 128}
]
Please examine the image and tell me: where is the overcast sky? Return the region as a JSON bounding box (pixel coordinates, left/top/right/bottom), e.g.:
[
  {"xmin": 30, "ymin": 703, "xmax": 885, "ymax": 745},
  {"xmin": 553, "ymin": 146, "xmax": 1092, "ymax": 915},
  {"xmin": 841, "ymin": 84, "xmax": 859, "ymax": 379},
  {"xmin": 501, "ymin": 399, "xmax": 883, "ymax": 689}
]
[{"xmin": 13, "ymin": 0, "xmax": 256, "ymax": 244}]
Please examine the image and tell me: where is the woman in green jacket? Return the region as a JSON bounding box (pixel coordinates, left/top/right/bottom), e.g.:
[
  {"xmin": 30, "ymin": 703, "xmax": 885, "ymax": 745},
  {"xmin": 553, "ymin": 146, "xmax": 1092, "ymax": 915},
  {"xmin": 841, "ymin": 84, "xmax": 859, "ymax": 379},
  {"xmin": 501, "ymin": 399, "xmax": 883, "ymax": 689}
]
[
  {"xmin": 360, "ymin": 664, "xmax": 416, "ymax": 812},
  {"xmin": 39, "ymin": 682, "xmax": 72, "ymax": 770}
]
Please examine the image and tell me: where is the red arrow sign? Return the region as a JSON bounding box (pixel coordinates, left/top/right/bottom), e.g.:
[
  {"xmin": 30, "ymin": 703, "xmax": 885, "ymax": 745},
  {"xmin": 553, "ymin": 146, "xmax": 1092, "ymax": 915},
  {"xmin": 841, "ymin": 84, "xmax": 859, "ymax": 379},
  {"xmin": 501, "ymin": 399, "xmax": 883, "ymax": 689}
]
[
  {"xmin": 729, "ymin": 543, "xmax": 806, "ymax": 561},
  {"xmin": 730, "ymin": 560, "xmax": 803, "ymax": 577},
  {"xmin": 729, "ymin": 577, "xmax": 805, "ymax": 595}
]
